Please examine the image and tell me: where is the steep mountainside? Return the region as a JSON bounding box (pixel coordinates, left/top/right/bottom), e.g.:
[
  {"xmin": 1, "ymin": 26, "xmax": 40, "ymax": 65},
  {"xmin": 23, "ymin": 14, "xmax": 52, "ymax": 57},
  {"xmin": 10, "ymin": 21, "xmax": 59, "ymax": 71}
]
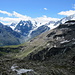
[
  {"xmin": 30, "ymin": 25, "xmax": 50, "ymax": 38},
  {"xmin": 9, "ymin": 14, "xmax": 75, "ymax": 42},
  {"xmin": 0, "ymin": 22, "xmax": 23, "ymax": 46},
  {"xmin": 14, "ymin": 20, "xmax": 75, "ymax": 59},
  {"xmin": 27, "ymin": 20, "xmax": 75, "ymax": 60},
  {"xmin": 14, "ymin": 20, "xmax": 51, "ymax": 40},
  {"xmin": 14, "ymin": 20, "xmax": 34, "ymax": 36}
]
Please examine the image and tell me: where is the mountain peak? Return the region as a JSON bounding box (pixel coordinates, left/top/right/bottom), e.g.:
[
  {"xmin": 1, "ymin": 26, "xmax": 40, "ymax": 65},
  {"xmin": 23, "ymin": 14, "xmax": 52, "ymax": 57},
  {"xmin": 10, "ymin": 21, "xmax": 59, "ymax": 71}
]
[
  {"xmin": 0, "ymin": 22, "xmax": 4, "ymax": 26},
  {"xmin": 14, "ymin": 20, "xmax": 33, "ymax": 36},
  {"xmin": 54, "ymin": 14, "xmax": 75, "ymax": 26}
]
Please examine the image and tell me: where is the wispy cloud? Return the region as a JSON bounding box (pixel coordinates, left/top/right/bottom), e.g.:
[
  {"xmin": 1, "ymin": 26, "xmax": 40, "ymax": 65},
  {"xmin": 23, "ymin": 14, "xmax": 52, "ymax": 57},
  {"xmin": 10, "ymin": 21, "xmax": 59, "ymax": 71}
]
[
  {"xmin": 0, "ymin": 10, "xmax": 60, "ymax": 25},
  {"xmin": 0, "ymin": 10, "xmax": 32, "ymax": 24},
  {"xmin": 34, "ymin": 15, "xmax": 60, "ymax": 26},
  {"xmin": 73, "ymin": 4, "xmax": 75, "ymax": 9},
  {"xmin": 44, "ymin": 8, "xmax": 47, "ymax": 10},
  {"xmin": 0, "ymin": 10, "xmax": 12, "ymax": 16},
  {"xmin": 13, "ymin": 11, "xmax": 32, "ymax": 20},
  {"xmin": 0, "ymin": 17, "xmax": 22, "ymax": 25},
  {"xmin": 58, "ymin": 10, "xmax": 75, "ymax": 16}
]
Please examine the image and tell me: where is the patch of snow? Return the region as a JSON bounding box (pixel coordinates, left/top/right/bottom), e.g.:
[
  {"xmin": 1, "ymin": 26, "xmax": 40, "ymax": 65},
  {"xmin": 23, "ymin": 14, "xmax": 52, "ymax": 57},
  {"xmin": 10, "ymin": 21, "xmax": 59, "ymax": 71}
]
[
  {"xmin": 20, "ymin": 23, "xmax": 22, "ymax": 26},
  {"xmin": 60, "ymin": 40, "xmax": 70, "ymax": 44},
  {"xmin": 24, "ymin": 33, "xmax": 27, "ymax": 35},
  {"xmin": 62, "ymin": 36, "xmax": 64, "ymax": 39},
  {"xmin": 48, "ymin": 24, "xmax": 58, "ymax": 29},
  {"xmin": 27, "ymin": 25, "xmax": 30, "ymax": 27},
  {"xmin": 62, "ymin": 18, "xmax": 67, "ymax": 24},
  {"xmin": 10, "ymin": 22, "xmax": 19, "ymax": 30},
  {"xmin": 56, "ymin": 37, "xmax": 59, "ymax": 40},
  {"xmin": 54, "ymin": 45, "xmax": 56, "ymax": 47},
  {"xmin": 15, "ymin": 29, "xmax": 21, "ymax": 32},
  {"xmin": 28, "ymin": 26, "xmax": 38, "ymax": 37},
  {"xmin": 11, "ymin": 65, "xmax": 33, "ymax": 75},
  {"xmin": 47, "ymin": 43, "xmax": 50, "ymax": 46},
  {"xmin": 11, "ymin": 64, "xmax": 18, "ymax": 71},
  {"xmin": 24, "ymin": 23, "xmax": 26, "ymax": 26},
  {"xmin": 55, "ymin": 14, "xmax": 75, "ymax": 26},
  {"xmin": 17, "ymin": 69, "xmax": 33, "ymax": 75},
  {"xmin": 10, "ymin": 26, "xmax": 16, "ymax": 30}
]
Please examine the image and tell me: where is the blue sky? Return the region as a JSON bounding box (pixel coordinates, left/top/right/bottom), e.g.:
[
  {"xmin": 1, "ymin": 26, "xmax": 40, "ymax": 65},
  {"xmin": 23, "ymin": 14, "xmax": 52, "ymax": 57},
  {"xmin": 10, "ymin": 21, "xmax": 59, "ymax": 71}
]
[{"xmin": 0, "ymin": 0, "xmax": 75, "ymax": 24}]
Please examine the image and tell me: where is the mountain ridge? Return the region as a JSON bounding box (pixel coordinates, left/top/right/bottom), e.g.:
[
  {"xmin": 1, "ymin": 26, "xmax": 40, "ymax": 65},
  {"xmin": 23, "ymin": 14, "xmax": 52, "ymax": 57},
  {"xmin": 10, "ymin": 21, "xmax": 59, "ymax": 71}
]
[
  {"xmin": 8, "ymin": 14, "xmax": 75, "ymax": 39},
  {"xmin": 0, "ymin": 22, "xmax": 25, "ymax": 46},
  {"xmin": 1, "ymin": 14, "xmax": 75, "ymax": 46}
]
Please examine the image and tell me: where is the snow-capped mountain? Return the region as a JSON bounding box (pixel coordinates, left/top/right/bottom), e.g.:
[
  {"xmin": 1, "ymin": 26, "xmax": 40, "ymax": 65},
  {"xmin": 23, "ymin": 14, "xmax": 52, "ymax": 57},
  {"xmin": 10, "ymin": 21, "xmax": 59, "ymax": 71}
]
[
  {"xmin": 10, "ymin": 23, "xmax": 18, "ymax": 30},
  {"xmin": 5, "ymin": 14, "xmax": 75, "ymax": 42},
  {"xmin": 14, "ymin": 20, "xmax": 36, "ymax": 36},
  {"xmin": 13, "ymin": 20, "xmax": 57, "ymax": 38},
  {"xmin": 1, "ymin": 14, "xmax": 75, "ymax": 46},
  {"xmin": 0, "ymin": 22, "xmax": 23, "ymax": 46},
  {"xmin": 30, "ymin": 25, "xmax": 50, "ymax": 38},
  {"xmin": 0, "ymin": 22, "xmax": 4, "ymax": 26},
  {"xmin": 54, "ymin": 14, "xmax": 75, "ymax": 26},
  {"xmin": 44, "ymin": 21, "xmax": 58, "ymax": 29}
]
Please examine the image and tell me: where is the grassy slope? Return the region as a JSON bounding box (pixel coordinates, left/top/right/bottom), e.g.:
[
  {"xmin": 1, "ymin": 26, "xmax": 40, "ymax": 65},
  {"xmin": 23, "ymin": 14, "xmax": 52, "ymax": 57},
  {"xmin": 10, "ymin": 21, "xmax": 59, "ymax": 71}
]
[
  {"xmin": 15, "ymin": 30, "xmax": 53, "ymax": 59},
  {"xmin": 0, "ymin": 30, "xmax": 50, "ymax": 59},
  {"xmin": 0, "ymin": 27, "xmax": 64, "ymax": 58}
]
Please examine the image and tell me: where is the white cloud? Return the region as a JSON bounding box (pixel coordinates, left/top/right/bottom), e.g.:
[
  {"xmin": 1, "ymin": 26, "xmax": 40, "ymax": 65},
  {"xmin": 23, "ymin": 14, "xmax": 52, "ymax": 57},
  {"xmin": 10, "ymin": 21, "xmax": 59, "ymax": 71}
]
[
  {"xmin": 13, "ymin": 11, "xmax": 32, "ymax": 20},
  {"xmin": 13, "ymin": 11, "xmax": 30, "ymax": 18},
  {"xmin": 0, "ymin": 17, "xmax": 21, "ymax": 25},
  {"xmin": 44, "ymin": 8, "xmax": 47, "ymax": 10},
  {"xmin": 73, "ymin": 4, "xmax": 75, "ymax": 9},
  {"xmin": 35, "ymin": 15, "xmax": 60, "ymax": 22},
  {"xmin": 34, "ymin": 15, "xmax": 60, "ymax": 26},
  {"xmin": 0, "ymin": 10, "xmax": 60, "ymax": 26},
  {"xmin": 58, "ymin": 10, "xmax": 75, "ymax": 16},
  {"xmin": 0, "ymin": 10, "xmax": 12, "ymax": 16},
  {"xmin": 0, "ymin": 17, "xmax": 20, "ymax": 22},
  {"xmin": 0, "ymin": 10, "xmax": 32, "ymax": 25},
  {"xmin": 13, "ymin": 11, "xmax": 24, "ymax": 18}
]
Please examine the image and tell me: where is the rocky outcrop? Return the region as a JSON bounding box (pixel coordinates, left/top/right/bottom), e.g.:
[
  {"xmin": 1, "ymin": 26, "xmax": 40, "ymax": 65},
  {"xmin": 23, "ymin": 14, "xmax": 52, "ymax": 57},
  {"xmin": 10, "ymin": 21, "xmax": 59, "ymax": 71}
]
[
  {"xmin": 27, "ymin": 20, "xmax": 75, "ymax": 61},
  {"xmin": 29, "ymin": 46, "xmax": 71, "ymax": 61}
]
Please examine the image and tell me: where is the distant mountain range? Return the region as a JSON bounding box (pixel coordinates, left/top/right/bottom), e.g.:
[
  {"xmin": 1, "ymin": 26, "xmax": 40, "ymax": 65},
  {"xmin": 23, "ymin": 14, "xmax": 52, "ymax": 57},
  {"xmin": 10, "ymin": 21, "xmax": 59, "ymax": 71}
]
[
  {"xmin": 0, "ymin": 22, "xmax": 22, "ymax": 46},
  {"xmin": 54, "ymin": 14, "xmax": 75, "ymax": 26},
  {"xmin": 10, "ymin": 20, "xmax": 56, "ymax": 36},
  {"xmin": 0, "ymin": 14, "xmax": 75, "ymax": 46}
]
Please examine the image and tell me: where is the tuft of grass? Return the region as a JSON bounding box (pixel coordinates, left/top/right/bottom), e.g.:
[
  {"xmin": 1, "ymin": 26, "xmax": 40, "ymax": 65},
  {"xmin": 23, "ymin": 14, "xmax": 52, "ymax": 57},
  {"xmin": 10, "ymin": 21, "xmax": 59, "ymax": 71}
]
[
  {"xmin": 2, "ymin": 42, "xmax": 26, "ymax": 48},
  {"xmin": 14, "ymin": 45, "xmax": 44, "ymax": 59}
]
